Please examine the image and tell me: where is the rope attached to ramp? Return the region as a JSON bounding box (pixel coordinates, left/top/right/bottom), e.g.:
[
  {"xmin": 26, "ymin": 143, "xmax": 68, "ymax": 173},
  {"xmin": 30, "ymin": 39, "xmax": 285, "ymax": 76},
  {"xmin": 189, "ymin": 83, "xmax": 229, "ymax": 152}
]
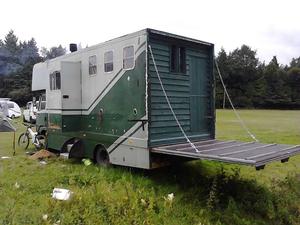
[{"xmin": 214, "ymin": 59, "xmax": 259, "ymax": 142}]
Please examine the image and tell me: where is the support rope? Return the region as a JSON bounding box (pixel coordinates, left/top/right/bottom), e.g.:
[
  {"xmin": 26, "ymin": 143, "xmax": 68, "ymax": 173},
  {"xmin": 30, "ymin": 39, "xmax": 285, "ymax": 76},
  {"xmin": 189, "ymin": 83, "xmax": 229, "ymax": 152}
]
[{"xmin": 214, "ymin": 59, "xmax": 259, "ymax": 142}]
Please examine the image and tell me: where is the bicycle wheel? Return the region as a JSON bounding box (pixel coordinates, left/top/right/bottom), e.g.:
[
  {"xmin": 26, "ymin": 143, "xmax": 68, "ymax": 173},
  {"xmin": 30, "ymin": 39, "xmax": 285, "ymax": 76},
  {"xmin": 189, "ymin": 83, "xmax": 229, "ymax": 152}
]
[
  {"xmin": 18, "ymin": 133, "xmax": 30, "ymax": 150},
  {"xmin": 35, "ymin": 135, "xmax": 47, "ymax": 150}
]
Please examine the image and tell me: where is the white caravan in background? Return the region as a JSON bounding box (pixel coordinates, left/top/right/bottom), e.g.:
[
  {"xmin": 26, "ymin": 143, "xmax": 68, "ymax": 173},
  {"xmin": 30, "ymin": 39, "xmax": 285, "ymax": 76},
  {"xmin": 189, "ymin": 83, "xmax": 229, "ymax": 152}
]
[
  {"xmin": 0, "ymin": 99, "xmax": 22, "ymax": 118},
  {"xmin": 23, "ymin": 101, "xmax": 38, "ymax": 123}
]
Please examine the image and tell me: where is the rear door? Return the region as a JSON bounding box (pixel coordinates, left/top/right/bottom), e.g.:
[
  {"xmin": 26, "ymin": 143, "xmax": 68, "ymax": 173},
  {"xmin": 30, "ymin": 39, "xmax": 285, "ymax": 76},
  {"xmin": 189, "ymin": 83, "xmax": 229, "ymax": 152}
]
[
  {"xmin": 61, "ymin": 61, "xmax": 82, "ymax": 110},
  {"xmin": 189, "ymin": 55, "xmax": 211, "ymax": 135},
  {"xmin": 148, "ymin": 36, "xmax": 214, "ymax": 147}
]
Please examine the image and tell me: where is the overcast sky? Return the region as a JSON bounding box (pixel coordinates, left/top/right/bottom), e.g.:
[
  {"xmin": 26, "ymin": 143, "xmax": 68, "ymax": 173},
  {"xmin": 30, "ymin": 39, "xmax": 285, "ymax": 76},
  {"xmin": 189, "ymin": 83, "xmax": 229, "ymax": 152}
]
[{"xmin": 1, "ymin": 0, "xmax": 299, "ymax": 65}]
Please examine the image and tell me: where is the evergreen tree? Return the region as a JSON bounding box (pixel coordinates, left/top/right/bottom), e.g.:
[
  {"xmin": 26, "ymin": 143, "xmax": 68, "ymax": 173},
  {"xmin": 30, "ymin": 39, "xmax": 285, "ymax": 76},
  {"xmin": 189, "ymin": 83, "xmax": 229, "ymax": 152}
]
[
  {"xmin": 263, "ymin": 56, "xmax": 291, "ymax": 108},
  {"xmin": 41, "ymin": 45, "xmax": 66, "ymax": 60},
  {"xmin": 287, "ymin": 67, "xmax": 300, "ymax": 107},
  {"xmin": 290, "ymin": 57, "xmax": 300, "ymax": 68},
  {"xmin": 215, "ymin": 48, "xmax": 230, "ymax": 108},
  {"xmin": 225, "ymin": 45, "xmax": 261, "ymax": 107},
  {"xmin": 4, "ymin": 30, "xmax": 19, "ymax": 54}
]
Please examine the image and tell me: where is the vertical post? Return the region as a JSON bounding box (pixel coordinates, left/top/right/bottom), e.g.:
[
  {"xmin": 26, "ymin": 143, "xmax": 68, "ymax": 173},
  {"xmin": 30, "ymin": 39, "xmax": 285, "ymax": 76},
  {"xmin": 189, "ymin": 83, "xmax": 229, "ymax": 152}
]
[
  {"xmin": 13, "ymin": 132, "xmax": 16, "ymax": 156},
  {"xmin": 223, "ymin": 88, "xmax": 226, "ymax": 109}
]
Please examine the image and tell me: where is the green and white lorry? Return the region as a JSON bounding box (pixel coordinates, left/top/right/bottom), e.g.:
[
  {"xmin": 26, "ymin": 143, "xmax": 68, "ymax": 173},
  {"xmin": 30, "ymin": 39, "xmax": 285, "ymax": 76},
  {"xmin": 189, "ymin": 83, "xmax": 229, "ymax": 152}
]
[{"xmin": 32, "ymin": 29, "xmax": 300, "ymax": 170}]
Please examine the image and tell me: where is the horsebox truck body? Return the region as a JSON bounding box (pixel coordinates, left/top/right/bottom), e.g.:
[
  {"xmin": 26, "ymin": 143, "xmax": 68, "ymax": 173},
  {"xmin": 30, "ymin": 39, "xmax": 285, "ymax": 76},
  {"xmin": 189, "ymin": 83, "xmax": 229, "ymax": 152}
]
[{"xmin": 32, "ymin": 29, "xmax": 300, "ymax": 169}]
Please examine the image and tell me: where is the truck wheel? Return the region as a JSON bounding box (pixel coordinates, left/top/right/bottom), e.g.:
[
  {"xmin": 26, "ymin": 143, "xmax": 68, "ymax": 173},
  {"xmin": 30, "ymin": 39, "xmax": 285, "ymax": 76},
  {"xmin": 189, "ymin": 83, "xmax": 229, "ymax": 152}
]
[
  {"xmin": 94, "ymin": 147, "xmax": 110, "ymax": 166},
  {"xmin": 23, "ymin": 116, "xmax": 26, "ymax": 122},
  {"xmin": 11, "ymin": 114, "xmax": 15, "ymax": 119}
]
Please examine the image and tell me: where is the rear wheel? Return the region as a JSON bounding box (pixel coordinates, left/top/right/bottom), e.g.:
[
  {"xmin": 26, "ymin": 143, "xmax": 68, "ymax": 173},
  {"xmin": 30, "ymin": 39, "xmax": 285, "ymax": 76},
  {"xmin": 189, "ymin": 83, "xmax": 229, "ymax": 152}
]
[
  {"xmin": 94, "ymin": 147, "xmax": 110, "ymax": 166},
  {"xmin": 18, "ymin": 133, "xmax": 29, "ymax": 150},
  {"xmin": 35, "ymin": 135, "xmax": 46, "ymax": 150}
]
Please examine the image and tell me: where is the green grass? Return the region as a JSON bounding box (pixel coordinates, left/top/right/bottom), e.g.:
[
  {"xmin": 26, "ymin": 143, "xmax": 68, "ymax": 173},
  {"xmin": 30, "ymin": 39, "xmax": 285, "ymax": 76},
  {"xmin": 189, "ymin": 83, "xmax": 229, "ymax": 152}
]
[{"xmin": 0, "ymin": 110, "xmax": 300, "ymax": 225}]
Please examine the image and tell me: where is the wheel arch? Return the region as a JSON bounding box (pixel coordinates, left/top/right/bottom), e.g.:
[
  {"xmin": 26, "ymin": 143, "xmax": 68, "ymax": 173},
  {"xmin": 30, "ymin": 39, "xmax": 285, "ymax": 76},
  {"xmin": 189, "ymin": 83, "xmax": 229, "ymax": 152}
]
[{"xmin": 61, "ymin": 137, "xmax": 85, "ymax": 158}]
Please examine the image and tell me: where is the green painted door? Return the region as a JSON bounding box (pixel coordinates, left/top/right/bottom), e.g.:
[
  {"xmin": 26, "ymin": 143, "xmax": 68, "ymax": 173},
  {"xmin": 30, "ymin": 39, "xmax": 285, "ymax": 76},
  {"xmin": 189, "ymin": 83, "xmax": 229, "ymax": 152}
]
[{"xmin": 189, "ymin": 56, "xmax": 210, "ymax": 134}]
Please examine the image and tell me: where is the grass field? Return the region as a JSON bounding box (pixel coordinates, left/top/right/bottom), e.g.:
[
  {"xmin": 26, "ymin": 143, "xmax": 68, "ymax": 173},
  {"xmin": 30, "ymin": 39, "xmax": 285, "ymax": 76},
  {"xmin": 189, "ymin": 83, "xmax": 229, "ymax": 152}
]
[{"xmin": 0, "ymin": 110, "xmax": 300, "ymax": 225}]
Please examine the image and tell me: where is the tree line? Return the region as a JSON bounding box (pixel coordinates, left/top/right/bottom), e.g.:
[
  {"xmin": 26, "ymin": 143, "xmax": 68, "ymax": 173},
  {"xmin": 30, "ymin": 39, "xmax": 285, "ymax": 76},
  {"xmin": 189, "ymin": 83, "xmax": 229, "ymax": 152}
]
[
  {"xmin": 0, "ymin": 30, "xmax": 66, "ymax": 105},
  {"xmin": 0, "ymin": 30, "xmax": 299, "ymax": 109},
  {"xmin": 215, "ymin": 45, "xmax": 300, "ymax": 109}
]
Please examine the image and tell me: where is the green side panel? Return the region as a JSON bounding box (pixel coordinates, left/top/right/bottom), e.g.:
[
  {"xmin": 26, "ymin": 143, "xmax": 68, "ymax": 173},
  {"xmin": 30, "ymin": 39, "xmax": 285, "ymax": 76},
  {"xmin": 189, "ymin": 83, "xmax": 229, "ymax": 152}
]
[
  {"xmin": 46, "ymin": 51, "xmax": 146, "ymax": 154},
  {"xmin": 148, "ymin": 35, "xmax": 214, "ymax": 146},
  {"xmin": 47, "ymin": 132, "xmax": 71, "ymax": 150},
  {"xmin": 36, "ymin": 112, "xmax": 48, "ymax": 130},
  {"xmin": 87, "ymin": 51, "xmax": 146, "ymax": 137},
  {"xmin": 62, "ymin": 115, "xmax": 82, "ymax": 132}
]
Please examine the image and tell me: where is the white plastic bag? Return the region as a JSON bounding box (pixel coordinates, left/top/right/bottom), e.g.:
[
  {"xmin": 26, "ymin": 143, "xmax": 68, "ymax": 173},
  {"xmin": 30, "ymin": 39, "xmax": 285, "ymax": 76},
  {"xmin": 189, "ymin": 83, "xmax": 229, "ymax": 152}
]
[{"xmin": 51, "ymin": 188, "xmax": 72, "ymax": 200}]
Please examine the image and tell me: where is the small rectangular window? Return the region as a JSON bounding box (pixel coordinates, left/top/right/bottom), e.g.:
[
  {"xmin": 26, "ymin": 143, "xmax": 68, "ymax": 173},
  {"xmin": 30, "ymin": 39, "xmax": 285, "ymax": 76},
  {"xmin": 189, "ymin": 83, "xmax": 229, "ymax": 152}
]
[
  {"xmin": 49, "ymin": 71, "xmax": 61, "ymax": 90},
  {"xmin": 170, "ymin": 45, "xmax": 178, "ymax": 72},
  {"xmin": 123, "ymin": 46, "xmax": 134, "ymax": 70},
  {"xmin": 89, "ymin": 55, "xmax": 97, "ymax": 75},
  {"xmin": 104, "ymin": 51, "xmax": 113, "ymax": 72},
  {"xmin": 40, "ymin": 102, "xmax": 46, "ymax": 110},
  {"xmin": 179, "ymin": 47, "xmax": 186, "ymax": 73},
  {"xmin": 170, "ymin": 45, "xmax": 186, "ymax": 74},
  {"xmin": 55, "ymin": 72, "xmax": 61, "ymax": 89}
]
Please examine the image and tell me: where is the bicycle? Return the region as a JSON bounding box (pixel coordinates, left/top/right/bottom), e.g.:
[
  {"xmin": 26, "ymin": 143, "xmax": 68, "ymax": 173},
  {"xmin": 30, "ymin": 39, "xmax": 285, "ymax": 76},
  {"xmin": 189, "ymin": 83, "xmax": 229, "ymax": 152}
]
[{"xmin": 18, "ymin": 123, "xmax": 46, "ymax": 150}]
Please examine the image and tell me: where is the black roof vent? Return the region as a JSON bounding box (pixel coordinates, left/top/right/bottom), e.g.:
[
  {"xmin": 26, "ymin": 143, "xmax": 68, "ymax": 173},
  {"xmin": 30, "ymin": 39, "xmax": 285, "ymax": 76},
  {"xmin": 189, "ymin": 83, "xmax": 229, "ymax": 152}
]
[{"xmin": 69, "ymin": 43, "xmax": 77, "ymax": 52}]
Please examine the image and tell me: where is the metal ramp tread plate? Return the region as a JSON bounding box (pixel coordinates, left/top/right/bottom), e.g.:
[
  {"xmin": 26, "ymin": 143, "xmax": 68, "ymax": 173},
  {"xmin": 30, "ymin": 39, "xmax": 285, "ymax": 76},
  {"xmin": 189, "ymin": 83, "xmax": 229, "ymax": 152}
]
[{"xmin": 151, "ymin": 140, "xmax": 300, "ymax": 169}]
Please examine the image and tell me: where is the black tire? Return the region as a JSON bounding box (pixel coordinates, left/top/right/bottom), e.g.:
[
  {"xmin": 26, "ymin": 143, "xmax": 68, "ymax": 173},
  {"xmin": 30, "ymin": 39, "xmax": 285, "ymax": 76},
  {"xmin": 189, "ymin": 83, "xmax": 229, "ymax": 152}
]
[
  {"xmin": 94, "ymin": 147, "xmax": 110, "ymax": 166},
  {"xmin": 11, "ymin": 114, "xmax": 15, "ymax": 119},
  {"xmin": 18, "ymin": 133, "xmax": 30, "ymax": 150},
  {"xmin": 23, "ymin": 116, "xmax": 26, "ymax": 122},
  {"xmin": 35, "ymin": 134, "xmax": 47, "ymax": 150}
]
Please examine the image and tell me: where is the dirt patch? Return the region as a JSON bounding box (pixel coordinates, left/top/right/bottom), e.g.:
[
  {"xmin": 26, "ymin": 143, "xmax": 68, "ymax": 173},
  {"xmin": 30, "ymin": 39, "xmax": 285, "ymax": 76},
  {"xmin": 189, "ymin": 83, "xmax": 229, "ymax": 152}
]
[{"xmin": 29, "ymin": 150, "xmax": 56, "ymax": 160}]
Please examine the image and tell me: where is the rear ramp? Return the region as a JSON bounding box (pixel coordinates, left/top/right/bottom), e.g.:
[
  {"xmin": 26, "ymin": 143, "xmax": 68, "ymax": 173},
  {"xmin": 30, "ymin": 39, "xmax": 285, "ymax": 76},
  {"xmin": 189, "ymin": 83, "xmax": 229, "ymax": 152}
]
[{"xmin": 151, "ymin": 140, "xmax": 300, "ymax": 170}]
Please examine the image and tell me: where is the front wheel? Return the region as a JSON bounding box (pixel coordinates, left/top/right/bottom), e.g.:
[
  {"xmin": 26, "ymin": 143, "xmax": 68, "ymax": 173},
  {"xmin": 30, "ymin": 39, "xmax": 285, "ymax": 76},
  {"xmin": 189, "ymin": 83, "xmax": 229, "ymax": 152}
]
[{"xmin": 18, "ymin": 133, "xmax": 30, "ymax": 150}]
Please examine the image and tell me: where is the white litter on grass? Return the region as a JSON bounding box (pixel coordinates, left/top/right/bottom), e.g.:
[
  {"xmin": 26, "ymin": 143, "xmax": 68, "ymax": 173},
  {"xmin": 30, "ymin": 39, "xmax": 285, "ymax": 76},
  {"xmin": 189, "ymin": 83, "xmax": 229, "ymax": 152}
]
[
  {"xmin": 1, "ymin": 156, "xmax": 11, "ymax": 159},
  {"xmin": 54, "ymin": 220, "xmax": 61, "ymax": 225},
  {"xmin": 39, "ymin": 160, "xmax": 47, "ymax": 165},
  {"xmin": 52, "ymin": 188, "xmax": 73, "ymax": 201},
  {"xmin": 42, "ymin": 214, "xmax": 48, "ymax": 221},
  {"xmin": 140, "ymin": 198, "xmax": 147, "ymax": 206},
  {"xmin": 166, "ymin": 193, "xmax": 174, "ymax": 202},
  {"xmin": 60, "ymin": 153, "xmax": 69, "ymax": 159},
  {"xmin": 14, "ymin": 182, "xmax": 20, "ymax": 189}
]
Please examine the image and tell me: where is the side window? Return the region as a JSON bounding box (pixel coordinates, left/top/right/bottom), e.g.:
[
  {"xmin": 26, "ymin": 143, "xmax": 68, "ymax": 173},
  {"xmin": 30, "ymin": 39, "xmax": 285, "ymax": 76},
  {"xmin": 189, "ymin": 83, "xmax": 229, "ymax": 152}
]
[
  {"xmin": 170, "ymin": 45, "xmax": 186, "ymax": 74},
  {"xmin": 123, "ymin": 46, "xmax": 134, "ymax": 70},
  {"xmin": 104, "ymin": 51, "xmax": 113, "ymax": 72},
  {"xmin": 41, "ymin": 102, "xmax": 46, "ymax": 110},
  {"xmin": 49, "ymin": 71, "xmax": 61, "ymax": 90},
  {"xmin": 89, "ymin": 55, "xmax": 97, "ymax": 75}
]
